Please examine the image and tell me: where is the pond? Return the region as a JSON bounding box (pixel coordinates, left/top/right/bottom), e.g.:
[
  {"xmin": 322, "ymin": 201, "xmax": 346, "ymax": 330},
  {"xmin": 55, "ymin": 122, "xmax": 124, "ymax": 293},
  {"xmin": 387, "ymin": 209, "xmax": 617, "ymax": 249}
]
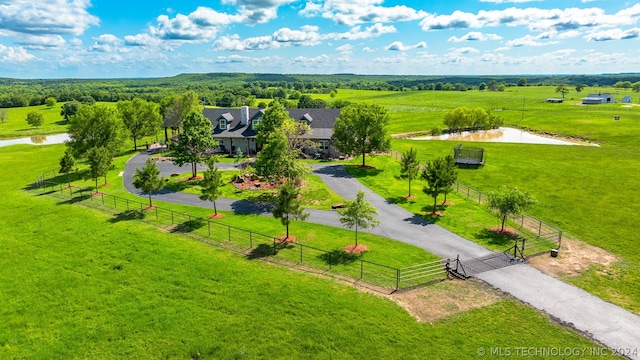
[
  {"xmin": 0, "ymin": 133, "xmax": 70, "ymax": 148},
  {"xmin": 410, "ymin": 127, "xmax": 598, "ymax": 146}
]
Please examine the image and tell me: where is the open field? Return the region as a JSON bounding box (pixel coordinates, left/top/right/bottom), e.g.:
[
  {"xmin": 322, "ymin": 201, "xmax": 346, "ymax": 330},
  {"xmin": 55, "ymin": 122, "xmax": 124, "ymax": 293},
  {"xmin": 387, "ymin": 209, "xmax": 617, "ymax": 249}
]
[
  {"xmin": 0, "ymin": 103, "xmax": 67, "ymax": 138},
  {"xmin": 1, "ymin": 144, "xmax": 614, "ymax": 359}
]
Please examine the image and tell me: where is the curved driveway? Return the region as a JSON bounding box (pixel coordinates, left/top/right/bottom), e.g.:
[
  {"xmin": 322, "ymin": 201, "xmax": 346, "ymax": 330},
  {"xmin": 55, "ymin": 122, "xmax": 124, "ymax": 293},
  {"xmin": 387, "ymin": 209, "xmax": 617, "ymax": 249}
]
[{"xmin": 124, "ymin": 151, "xmax": 640, "ymax": 357}]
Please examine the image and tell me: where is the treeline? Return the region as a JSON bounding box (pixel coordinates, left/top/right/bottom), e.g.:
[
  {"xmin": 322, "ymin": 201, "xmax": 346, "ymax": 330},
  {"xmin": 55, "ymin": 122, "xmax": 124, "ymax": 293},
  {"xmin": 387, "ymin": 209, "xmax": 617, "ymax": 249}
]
[{"xmin": 2, "ymin": 72, "xmax": 640, "ymax": 109}]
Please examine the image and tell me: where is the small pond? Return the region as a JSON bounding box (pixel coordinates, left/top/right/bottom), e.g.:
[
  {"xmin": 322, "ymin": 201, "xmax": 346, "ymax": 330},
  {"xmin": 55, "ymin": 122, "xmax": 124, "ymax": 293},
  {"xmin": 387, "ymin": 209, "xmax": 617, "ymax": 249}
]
[
  {"xmin": 411, "ymin": 127, "xmax": 598, "ymax": 146},
  {"xmin": 0, "ymin": 133, "xmax": 70, "ymax": 148}
]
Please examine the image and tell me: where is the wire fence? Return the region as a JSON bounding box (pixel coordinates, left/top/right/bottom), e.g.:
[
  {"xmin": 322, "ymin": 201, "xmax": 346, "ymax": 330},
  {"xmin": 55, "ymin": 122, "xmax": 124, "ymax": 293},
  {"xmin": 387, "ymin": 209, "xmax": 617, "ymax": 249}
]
[
  {"xmin": 32, "ymin": 176, "xmax": 449, "ymax": 292},
  {"xmin": 389, "ymin": 150, "xmax": 562, "ymax": 253}
]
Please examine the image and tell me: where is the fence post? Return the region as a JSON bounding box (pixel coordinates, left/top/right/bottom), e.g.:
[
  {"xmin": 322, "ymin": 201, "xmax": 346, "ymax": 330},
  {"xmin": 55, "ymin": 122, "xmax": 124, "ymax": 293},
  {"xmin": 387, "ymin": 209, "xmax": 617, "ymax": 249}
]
[
  {"xmin": 114, "ymin": 196, "xmax": 116, "ymax": 209},
  {"xmin": 360, "ymin": 260, "xmax": 363, "ymax": 280},
  {"xmin": 328, "ymin": 252, "xmax": 332, "ymax": 270},
  {"xmin": 299, "ymin": 245, "xmax": 303, "ymax": 263},
  {"xmin": 101, "ymin": 193, "xmax": 104, "ymax": 206},
  {"xmin": 207, "ymin": 220, "xmax": 211, "ymax": 236},
  {"xmin": 396, "ymin": 268, "xmax": 400, "ymax": 291},
  {"xmin": 155, "ymin": 206, "xmax": 158, "ymax": 220},
  {"xmin": 273, "ymin": 238, "xmax": 277, "ymax": 255},
  {"xmin": 249, "ymin": 232, "xmax": 253, "ymax": 248},
  {"xmin": 171, "ymin": 210, "xmax": 174, "ymax": 224},
  {"xmin": 538, "ymin": 221, "xmax": 542, "ymax": 236},
  {"xmin": 228, "ymin": 227, "xmax": 231, "ymax": 242},
  {"xmin": 126, "ymin": 199, "xmax": 129, "ymax": 211}
]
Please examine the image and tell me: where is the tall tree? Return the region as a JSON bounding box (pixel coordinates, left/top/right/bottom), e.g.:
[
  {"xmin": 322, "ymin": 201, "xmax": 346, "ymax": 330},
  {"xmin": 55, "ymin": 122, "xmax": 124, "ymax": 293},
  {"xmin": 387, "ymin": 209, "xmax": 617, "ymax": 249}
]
[
  {"xmin": 399, "ymin": 147, "xmax": 420, "ymax": 197},
  {"xmin": 421, "ymin": 157, "xmax": 447, "ymax": 214},
  {"xmin": 60, "ymin": 101, "xmax": 80, "ymax": 121},
  {"xmin": 173, "ymin": 111, "xmax": 217, "ymax": 179},
  {"xmin": 45, "ymin": 97, "xmax": 57, "ymax": 107},
  {"xmin": 163, "ymin": 90, "xmax": 201, "ymax": 130},
  {"xmin": 555, "ymin": 84, "xmax": 570, "ymax": 98},
  {"xmin": 338, "ymin": 190, "xmax": 379, "ymax": 247},
  {"xmin": 199, "ymin": 157, "xmax": 225, "ymax": 216},
  {"xmin": 575, "ymin": 84, "xmax": 587, "ymax": 93},
  {"xmin": 26, "ymin": 111, "xmax": 44, "ymax": 128},
  {"xmin": 255, "ymin": 131, "xmax": 308, "ymax": 182},
  {"xmin": 67, "ymin": 104, "xmax": 126, "ymax": 158},
  {"xmin": 443, "ymin": 107, "xmax": 471, "ymax": 133},
  {"xmin": 0, "ymin": 108, "xmax": 7, "ymax": 123},
  {"xmin": 487, "ymin": 187, "xmax": 536, "ymax": 231},
  {"xmin": 133, "ymin": 158, "xmax": 164, "ymax": 207},
  {"xmin": 281, "ymin": 116, "xmax": 316, "ymax": 152},
  {"xmin": 256, "ymin": 101, "xmax": 290, "ymax": 146},
  {"xmin": 117, "ymin": 98, "xmax": 162, "ymax": 150},
  {"xmin": 332, "ymin": 103, "xmax": 391, "ymax": 167},
  {"xmin": 272, "ymin": 180, "xmax": 309, "ymax": 240},
  {"xmin": 87, "ymin": 146, "xmax": 112, "ymax": 193},
  {"xmin": 59, "ymin": 148, "xmax": 75, "ymax": 187}
]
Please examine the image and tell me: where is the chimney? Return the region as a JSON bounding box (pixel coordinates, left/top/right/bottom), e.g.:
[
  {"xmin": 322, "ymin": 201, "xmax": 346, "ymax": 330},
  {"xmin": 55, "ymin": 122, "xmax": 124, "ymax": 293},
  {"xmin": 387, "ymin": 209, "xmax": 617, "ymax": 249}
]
[{"xmin": 240, "ymin": 106, "xmax": 249, "ymax": 126}]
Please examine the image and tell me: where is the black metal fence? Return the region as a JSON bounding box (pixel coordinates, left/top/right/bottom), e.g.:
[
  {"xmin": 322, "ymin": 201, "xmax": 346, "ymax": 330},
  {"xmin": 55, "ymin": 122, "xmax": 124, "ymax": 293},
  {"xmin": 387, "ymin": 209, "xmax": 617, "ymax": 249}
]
[
  {"xmin": 32, "ymin": 176, "xmax": 448, "ymax": 292},
  {"xmin": 389, "ymin": 150, "xmax": 562, "ymax": 254}
]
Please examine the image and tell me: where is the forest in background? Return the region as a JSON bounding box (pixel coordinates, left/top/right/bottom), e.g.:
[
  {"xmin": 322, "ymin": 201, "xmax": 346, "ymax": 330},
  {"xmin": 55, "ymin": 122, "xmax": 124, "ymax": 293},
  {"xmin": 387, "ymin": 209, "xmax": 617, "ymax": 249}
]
[{"xmin": 2, "ymin": 72, "xmax": 640, "ymax": 109}]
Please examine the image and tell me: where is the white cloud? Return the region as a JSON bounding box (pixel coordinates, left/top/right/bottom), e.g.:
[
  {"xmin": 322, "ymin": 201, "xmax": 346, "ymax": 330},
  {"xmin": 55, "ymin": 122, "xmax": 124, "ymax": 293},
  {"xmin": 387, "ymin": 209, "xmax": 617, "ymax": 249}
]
[
  {"xmin": 362, "ymin": 46, "xmax": 374, "ymax": 52},
  {"xmin": 505, "ymin": 34, "xmax": 559, "ymax": 48},
  {"xmin": 329, "ymin": 23, "xmax": 396, "ymax": 40},
  {"xmin": 273, "ymin": 28, "xmax": 321, "ymax": 46},
  {"xmin": 585, "ymin": 28, "xmax": 640, "ymax": 41},
  {"xmin": 300, "ymin": 0, "xmax": 427, "ymax": 26},
  {"xmin": 90, "ymin": 34, "xmax": 123, "ymax": 53},
  {"xmin": 214, "ymin": 35, "xmax": 276, "ymax": 51},
  {"xmin": 0, "ymin": 0, "xmax": 98, "ymax": 38},
  {"xmin": 420, "ymin": 5, "xmax": 640, "ymax": 33},
  {"xmin": 14, "ymin": 34, "xmax": 66, "ymax": 49},
  {"xmin": 385, "ymin": 41, "xmax": 427, "ymax": 51},
  {"xmin": 222, "ymin": 0, "xmax": 295, "ymax": 24},
  {"xmin": 448, "ymin": 47, "xmax": 480, "ymax": 55},
  {"xmin": 0, "ymin": 44, "xmax": 35, "ymax": 62},
  {"xmin": 336, "ymin": 44, "xmax": 352, "ymax": 54},
  {"xmin": 480, "ymin": 0, "xmax": 542, "ymax": 3},
  {"xmin": 448, "ymin": 31, "xmax": 502, "ymax": 42}
]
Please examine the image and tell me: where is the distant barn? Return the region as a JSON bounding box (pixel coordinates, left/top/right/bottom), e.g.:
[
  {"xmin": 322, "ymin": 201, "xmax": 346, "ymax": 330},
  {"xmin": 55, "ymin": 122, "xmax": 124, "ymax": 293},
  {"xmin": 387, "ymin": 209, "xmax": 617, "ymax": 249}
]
[
  {"xmin": 622, "ymin": 96, "xmax": 633, "ymax": 103},
  {"xmin": 582, "ymin": 93, "xmax": 616, "ymax": 105}
]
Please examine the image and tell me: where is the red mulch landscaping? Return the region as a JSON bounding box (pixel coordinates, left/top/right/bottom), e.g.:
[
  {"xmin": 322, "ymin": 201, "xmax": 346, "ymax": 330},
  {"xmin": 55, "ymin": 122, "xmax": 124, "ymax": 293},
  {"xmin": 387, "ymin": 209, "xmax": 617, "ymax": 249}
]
[
  {"xmin": 232, "ymin": 173, "xmax": 281, "ymax": 190},
  {"xmin": 405, "ymin": 195, "xmax": 416, "ymax": 200},
  {"xmin": 144, "ymin": 205, "xmax": 157, "ymax": 211},
  {"xmin": 277, "ymin": 236, "xmax": 297, "ymax": 244},
  {"xmin": 101, "ymin": 183, "xmax": 111, "ymax": 187},
  {"xmin": 427, "ymin": 211, "xmax": 444, "ymax": 217},
  {"xmin": 489, "ymin": 227, "xmax": 519, "ymax": 238},
  {"xmin": 441, "ymin": 201, "xmax": 454, "ymax": 206},
  {"xmin": 209, "ymin": 213, "xmax": 224, "ymax": 219},
  {"xmin": 344, "ymin": 244, "xmax": 369, "ymax": 254}
]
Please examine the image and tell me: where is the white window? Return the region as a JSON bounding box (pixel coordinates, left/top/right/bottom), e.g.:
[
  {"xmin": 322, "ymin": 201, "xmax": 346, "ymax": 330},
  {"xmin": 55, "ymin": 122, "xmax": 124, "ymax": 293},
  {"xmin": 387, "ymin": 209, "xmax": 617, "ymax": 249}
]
[
  {"xmin": 219, "ymin": 118, "xmax": 227, "ymax": 130},
  {"xmin": 320, "ymin": 140, "xmax": 329, "ymax": 151}
]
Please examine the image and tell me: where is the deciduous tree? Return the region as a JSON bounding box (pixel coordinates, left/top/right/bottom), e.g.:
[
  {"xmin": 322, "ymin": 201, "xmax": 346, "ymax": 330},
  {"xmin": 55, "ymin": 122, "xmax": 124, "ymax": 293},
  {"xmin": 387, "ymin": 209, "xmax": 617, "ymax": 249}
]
[
  {"xmin": 338, "ymin": 190, "xmax": 379, "ymax": 247},
  {"xmin": 87, "ymin": 146, "xmax": 112, "ymax": 193},
  {"xmin": 332, "ymin": 103, "xmax": 391, "ymax": 167},
  {"xmin": 199, "ymin": 157, "xmax": 225, "ymax": 216},
  {"xmin": 421, "ymin": 157, "xmax": 447, "ymax": 214},
  {"xmin": 0, "ymin": 108, "xmax": 7, "ymax": 123},
  {"xmin": 399, "ymin": 147, "xmax": 420, "ymax": 197},
  {"xmin": 272, "ymin": 180, "xmax": 309, "ymax": 240},
  {"xmin": 26, "ymin": 111, "xmax": 44, "ymax": 128},
  {"xmin": 133, "ymin": 158, "xmax": 164, "ymax": 208},
  {"xmin": 60, "ymin": 101, "xmax": 80, "ymax": 121},
  {"xmin": 555, "ymin": 84, "xmax": 570, "ymax": 98},
  {"xmin": 256, "ymin": 101, "xmax": 290, "ymax": 146},
  {"xmin": 117, "ymin": 98, "xmax": 162, "ymax": 150},
  {"xmin": 487, "ymin": 187, "xmax": 536, "ymax": 231},
  {"xmin": 173, "ymin": 111, "xmax": 217, "ymax": 179},
  {"xmin": 45, "ymin": 97, "xmax": 57, "ymax": 107},
  {"xmin": 59, "ymin": 148, "xmax": 75, "ymax": 187},
  {"xmin": 67, "ymin": 104, "xmax": 126, "ymax": 158}
]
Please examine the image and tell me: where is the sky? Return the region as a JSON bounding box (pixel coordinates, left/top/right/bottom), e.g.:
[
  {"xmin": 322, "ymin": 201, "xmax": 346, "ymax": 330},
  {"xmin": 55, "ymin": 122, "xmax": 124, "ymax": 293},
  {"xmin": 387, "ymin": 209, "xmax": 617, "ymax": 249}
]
[{"xmin": 0, "ymin": 0, "xmax": 639, "ymax": 79}]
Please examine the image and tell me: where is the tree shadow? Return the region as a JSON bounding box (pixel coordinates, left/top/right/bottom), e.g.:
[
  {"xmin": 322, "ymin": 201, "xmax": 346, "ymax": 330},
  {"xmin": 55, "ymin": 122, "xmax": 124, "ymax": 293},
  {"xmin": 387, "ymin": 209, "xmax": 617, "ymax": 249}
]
[
  {"xmin": 312, "ymin": 164, "xmax": 352, "ymax": 178},
  {"xmin": 402, "ymin": 214, "xmax": 434, "ymax": 226},
  {"xmin": 344, "ymin": 164, "xmax": 383, "ymax": 178},
  {"xmin": 247, "ymin": 243, "xmax": 275, "ymax": 259},
  {"xmin": 230, "ymin": 199, "xmax": 274, "ymax": 215},
  {"xmin": 477, "ymin": 228, "xmax": 518, "ymax": 247},
  {"xmin": 170, "ymin": 218, "xmax": 205, "ymax": 233},
  {"xmin": 54, "ymin": 119, "xmax": 68, "ymax": 125},
  {"xmin": 108, "ymin": 210, "xmax": 146, "ymax": 223},
  {"xmin": 318, "ymin": 249, "xmax": 361, "ymax": 266},
  {"xmin": 56, "ymin": 193, "xmax": 92, "ymax": 205}
]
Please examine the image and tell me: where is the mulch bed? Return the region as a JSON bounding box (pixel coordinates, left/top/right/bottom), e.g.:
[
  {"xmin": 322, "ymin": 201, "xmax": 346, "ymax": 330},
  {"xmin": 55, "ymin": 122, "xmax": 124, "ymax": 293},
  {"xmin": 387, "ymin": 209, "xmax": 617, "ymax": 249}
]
[
  {"xmin": 426, "ymin": 211, "xmax": 444, "ymax": 217},
  {"xmin": 344, "ymin": 244, "xmax": 369, "ymax": 254},
  {"xmin": 489, "ymin": 227, "xmax": 519, "ymax": 238},
  {"xmin": 277, "ymin": 236, "xmax": 297, "ymax": 244},
  {"xmin": 209, "ymin": 213, "xmax": 224, "ymax": 219}
]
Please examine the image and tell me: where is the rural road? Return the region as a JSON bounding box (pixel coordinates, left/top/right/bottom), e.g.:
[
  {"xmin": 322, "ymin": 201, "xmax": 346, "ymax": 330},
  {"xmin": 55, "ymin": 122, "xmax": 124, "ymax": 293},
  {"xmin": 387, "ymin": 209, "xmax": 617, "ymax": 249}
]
[{"xmin": 124, "ymin": 151, "xmax": 640, "ymax": 358}]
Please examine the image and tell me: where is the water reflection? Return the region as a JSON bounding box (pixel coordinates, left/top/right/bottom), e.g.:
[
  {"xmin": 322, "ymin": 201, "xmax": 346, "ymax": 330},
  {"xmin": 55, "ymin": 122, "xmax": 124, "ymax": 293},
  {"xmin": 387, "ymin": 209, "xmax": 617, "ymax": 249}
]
[
  {"xmin": 411, "ymin": 127, "xmax": 598, "ymax": 146},
  {"xmin": 0, "ymin": 133, "xmax": 70, "ymax": 147}
]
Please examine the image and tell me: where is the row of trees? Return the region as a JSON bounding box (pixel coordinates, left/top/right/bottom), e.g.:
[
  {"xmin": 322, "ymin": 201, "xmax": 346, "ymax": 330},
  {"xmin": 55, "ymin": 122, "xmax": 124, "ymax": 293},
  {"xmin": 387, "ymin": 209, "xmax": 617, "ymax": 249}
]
[{"xmin": 443, "ymin": 107, "xmax": 504, "ymax": 133}]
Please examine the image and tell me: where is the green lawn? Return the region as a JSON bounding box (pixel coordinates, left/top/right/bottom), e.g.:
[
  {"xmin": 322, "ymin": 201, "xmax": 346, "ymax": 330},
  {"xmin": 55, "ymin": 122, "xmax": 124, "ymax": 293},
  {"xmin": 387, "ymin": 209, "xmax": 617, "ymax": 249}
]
[
  {"xmin": 0, "ymin": 143, "xmax": 613, "ymax": 359},
  {"xmin": 0, "ymin": 103, "xmax": 67, "ymax": 138}
]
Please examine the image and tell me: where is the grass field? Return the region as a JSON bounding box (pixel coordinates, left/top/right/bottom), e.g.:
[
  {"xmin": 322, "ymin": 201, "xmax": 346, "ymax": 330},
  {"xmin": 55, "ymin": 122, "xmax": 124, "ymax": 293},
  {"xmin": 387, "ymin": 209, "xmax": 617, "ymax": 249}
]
[
  {"xmin": 1, "ymin": 144, "xmax": 613, "ymax": 359},
  {"xmin": 0, "ymin": 103, "xmax": 67, "ymax": 138}
]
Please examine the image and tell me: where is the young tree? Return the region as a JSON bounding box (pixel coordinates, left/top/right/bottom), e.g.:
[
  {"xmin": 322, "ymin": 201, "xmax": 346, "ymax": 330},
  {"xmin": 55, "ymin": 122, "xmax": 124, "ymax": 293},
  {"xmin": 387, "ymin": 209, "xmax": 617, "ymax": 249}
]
[
  {"xmin": 256, "ymin": 101, "xmax": 290, "ymax": 147},
  {"xmin": 332, "ymin": 103, "xmax": 391, "ymax": 167},
  {"xmin": 87, "ymin": 146, "xmax": 112, "ymax": 193},
  {"xmin": 272, "ymin": 180, "xmax": 309, "ymax": 240},
  {"xmin": 575, "ymin": 84, "xmax": 587, "ymax": 93},
  {"xmin": 67, "ymin": 104, "xmax": 126, "ymax": 158},
  {"xmin": 173, "ymin": 111, "xmax": 217, "ymax": 178},
  {"xmin": 399, "ymin": 147, "xmax": 420, "ymax": 197},
  {"xmin": 60, "ymin": 101, "xmax": 80, "ymax": 121},
  {"xmin": 338, "ymin": 190, "xmax": 379, "ymax": 247},
  {"xmin": 26, "ymin": 111, "xmax": 44, "ymax": 128},
  {"xmin": 0, "ymin": 108, "xmax": 8, "ymax": 123},
  {"xmin": 555, "ymin": 84, "xmax": 570, "ymax": 98},
  {"xmin": 421, "ymin": 157, "xmax": 447, "ymax": 214},
  {"xmin": 255, "ymin": 131, "xmax": 308, "ymax": 182},
  {"xmin": 281, "ymin": 117, "xmax": 316, "ymax": 152},
  {"xmin": 233, "ymin": 147, "xmax": 245, "ymax": 164},
  {"xmin": 45, "ymin": 97, "xmax": 57, "ymax": 107},
  {"xmin": 163, "ymin": 90, "xmax": 201, "ymax": 129},
  {"xmin": 440, "ymin": 155, "xmax": 458, "ymax": 204},
  {"xmin": 59, "ymin": 148, "xmax": 75, "ymax": 187},
  {"xmin": 487, "ymin": 187, "xmax": 536, "ymax": 231},
  {"xmin": 199, "ymin": 157, "xmax": 225, "ymax": 216},
  {"xmin": 117, "ymin": 98, "xmax": 162, "ymax": 150},
  {"xmin": 133, "ymin": 158, "xmax": 164, "ymax": 208}
]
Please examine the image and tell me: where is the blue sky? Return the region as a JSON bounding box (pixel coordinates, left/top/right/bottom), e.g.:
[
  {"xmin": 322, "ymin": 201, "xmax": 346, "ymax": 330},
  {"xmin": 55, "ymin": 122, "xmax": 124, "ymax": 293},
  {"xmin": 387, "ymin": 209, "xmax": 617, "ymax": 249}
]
[{"xmin": 0, "ymin": 0, "xmax": 639, "ymax": 78}]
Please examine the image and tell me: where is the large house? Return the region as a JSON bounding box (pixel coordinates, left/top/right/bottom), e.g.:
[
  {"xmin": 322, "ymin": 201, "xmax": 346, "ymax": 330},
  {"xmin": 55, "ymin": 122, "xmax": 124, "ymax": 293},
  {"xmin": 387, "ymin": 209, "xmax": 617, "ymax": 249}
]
[
  {"xmin": 164, "ymin": 106, "xmax": 341, "ymax": 157},
  {"xmin": 582, "ymin": 93, "xmax": 616, "ymax": 105}
]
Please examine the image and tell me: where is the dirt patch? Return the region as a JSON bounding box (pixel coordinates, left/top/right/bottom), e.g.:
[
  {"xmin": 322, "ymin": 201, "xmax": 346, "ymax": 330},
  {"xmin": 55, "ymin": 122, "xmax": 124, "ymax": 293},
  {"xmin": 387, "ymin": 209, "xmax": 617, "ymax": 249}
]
[
  {"xmin": 392, "ymin": 279, "xmax": 504, "ymax": 323},
  {"xmin": 344, "ymin": 244, "xmax": 369, "ymax": 254},
  {"xmin": 527, "ymin": 236, "xmax": 618, "ymax": 278}
]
